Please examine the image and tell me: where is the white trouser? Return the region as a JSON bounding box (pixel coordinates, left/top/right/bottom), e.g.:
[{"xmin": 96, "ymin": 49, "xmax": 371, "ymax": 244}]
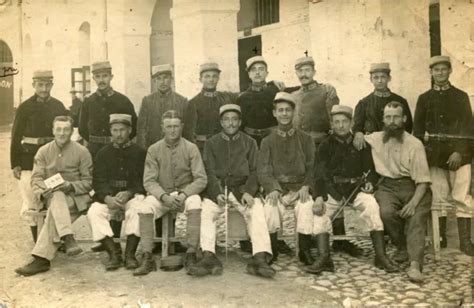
[
  {"xmin": 200, "ymin": 193, "xmax": 272, "ymax": 255},
  {"xmin": 87, "ymin": 195, "xmax": 144, "ymax": 241},
  {"xmin": 263, "ymin": 191, "xmax": 318, "ymax": 235},
  {"xmin": 137, "ymin": 193, "xmax": 202, "ymax": 218},
  {"xmin": 18, "ymin": 171, "xmax": 40, "ymax": 226},
  {"xmin": 430, "ymin": 165, "xmax": 473, "ymax": 218},
  {"xmin": 313, "ymin": 192, "xmax": 384, "ymax": 235}
]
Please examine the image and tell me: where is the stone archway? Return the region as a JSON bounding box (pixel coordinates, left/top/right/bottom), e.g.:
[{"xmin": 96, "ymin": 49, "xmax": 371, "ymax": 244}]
[{"xmin": 0, "ymin": 39, "xmax": 14, "ymax": 125}]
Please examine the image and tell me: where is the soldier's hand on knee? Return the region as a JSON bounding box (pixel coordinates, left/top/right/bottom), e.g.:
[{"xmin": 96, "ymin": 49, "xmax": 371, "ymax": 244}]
[
  {"xmin": 57, "ymin": 181, "xmax": 73, "ymax": 193},
  {"xmin": 116, "ymin": 191, "xmax": 133, "ymax": 204},
  {"xmin": 267, "ymin": 190, "xmax": 281, "ymax": 207},
  {"xmin": 241, "ymin": 193, "xmax": 255, "ymax": 208},
  {"xmin": 105, "ymin": 195, "xmax": 123, "ymax": 210},
  {"xmin": 12, "ymin": 166, "xmax": 21, "ymax": 180},
  {"xmin": 399, "ymin": 201, "xmax": 416, "ymax": 218},
  {"xmin": 163, "ymin": 194, "xmax": 181, "ymax": 211},
  {"xmin": 361, "ymin": 182, "xmax": 374, "ymax": 193},
  {"xmin": 353, "ymin": 132, "xmax": 366, "ymax": 151},
  {"xmin": 297, "ymin": 185, "xmax": 310, "ymax": 203},
  {"xmin": 312, "ymin": 196, "xmax": 326, "ymax": 216},
  {"xmin": 41, "ymin": 188, "xmax": 53, "ymax": 200},
  {"xmin": 446, "ymin": 152, "xmax": 462, "ymax": 171}
]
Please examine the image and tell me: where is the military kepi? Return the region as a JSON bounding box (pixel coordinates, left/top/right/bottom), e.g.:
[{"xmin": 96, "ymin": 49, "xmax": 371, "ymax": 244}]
[
  {"xmin": 295, "ymin": 56, "xmax": 315, "ymax": 69},
  {"xmin": 331, "ymin": 105, "xmax": 353, "ymax": 119},
  {"xmin": 91, "ymin": 61, "xmax": 112, "ymax": 73},
  {"xmin": 246, "ymin": 56, "xmax": 267, "ymax": 71},
  {"xmin": 152, "ymin": 64, "xmax": 173, "ymax": 78},
  {"xmin": 109, "ymin": 113, "xmax": 132, "ymax": 126},
  {"xmin": 219, "ymin": 104, "xmax": 241, "ymax": 116},
  {"xmin": 32, "ymin": 70, "xmax": 53, "ymax": 80},
  {"xmin": 369, "ymin": 63, "xmax": 390, "ymax": 74},
  {"xmin": 429, "ymin": 55, "xmax": 451, "ymax": 68},
  {"xmin": 200, "ymin": 62, "xmax": 221, "ymax": 75},
  {"xmin": 273, "ymin": 92, "xmax": 296, "ymax": 108}
]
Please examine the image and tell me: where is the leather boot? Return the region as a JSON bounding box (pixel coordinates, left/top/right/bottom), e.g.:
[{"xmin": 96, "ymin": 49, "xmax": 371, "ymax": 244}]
[
  {"xmin": 101, "ymin": 236, "xmax": 122, "ymax": 271},
  {"xmin": 133, "ymin": 252, "xmax": 157, "ymax": 276},
  {"xmin": 110, "ymin": 220, "xmax": 122, "ymax": 239},
  {"xmin": 439, "ymin": 216, "xmax": 448, "ymax": 248},
  {"xmin": 457, "ymin": 218, "xmax": 474, "ymax": 256},
  {"xmin": 124, "ymin": 235, "xmax": 140, "ymax": 270},
  {"xmin": 269, "ymin": 233, "xmax": 279, "ymax": 263},
  {"xmin": 370, "ymin": 231, "xmax": 399, "ymax": 273},
  {"xmin": 61, "ymin": 234, "xmax": 83, "ymax": 256},
  {"xmin": 30, "ymin": 226, "xmax": 38, "ymax": 243},
  {"xmin": 298, "ymin": 233, "xmax": 315, "ymax": 265},
  {"xmin": 15, "ymin": 255, "xmax": 50, "ymax": 276},
  {"xmin": 188, "ymin": 251, "xmax": 223, "ymax": 277},
  {"xmin": 91, "ymin": 243, "xmax": 105, "ymax": 252},
  {"xmin": 247, "ymin": 252, "xmax": 276, "ymax": 278},
  {"xmin": 277, "ymin": 240, "xmax": 293, "ymax": 255},
  {"xmin": 407, "ymin": 261, "xmax": 424, "ymax": 283},
  {"xmin": 332, "ymin": 218, "xmax": 363, "ymax": 257},
  {"xmin": 304, "ymin": 233, "xmax": 334, "ymax": 274},
  {"xmin": 240, "ymin": 240, "xmax": 253, "ymax": 253}
]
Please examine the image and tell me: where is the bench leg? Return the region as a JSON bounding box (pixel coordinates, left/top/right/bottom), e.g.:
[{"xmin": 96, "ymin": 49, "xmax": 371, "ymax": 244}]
[
  {"xmin": 162, "ymin": 214, "xmax": 169, "ymax": 258},
  {"xmin": 431, "ymin": 210, "xmax": 441, "ymax": 262}
]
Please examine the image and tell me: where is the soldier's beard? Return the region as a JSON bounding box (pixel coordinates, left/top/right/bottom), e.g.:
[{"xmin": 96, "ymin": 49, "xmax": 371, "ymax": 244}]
[{"xmin": 383, "ymin": 124, "xmax": 405, "ymax": 143}]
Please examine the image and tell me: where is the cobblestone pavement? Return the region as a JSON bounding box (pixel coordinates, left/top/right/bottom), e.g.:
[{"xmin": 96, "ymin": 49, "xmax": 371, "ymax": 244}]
[{"xmin": 0, "ymin": 128, "xmax": 473, "ymax": 307}]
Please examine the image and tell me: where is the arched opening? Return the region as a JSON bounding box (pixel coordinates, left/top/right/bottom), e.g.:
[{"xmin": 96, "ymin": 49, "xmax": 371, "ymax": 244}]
[
  {"xmin": 78, "ymin": 22, "xmax": 91, "ymax": 66},
  {"xmin": 0, "ymin": 40, "xmax": 14, "ymax": 125}
]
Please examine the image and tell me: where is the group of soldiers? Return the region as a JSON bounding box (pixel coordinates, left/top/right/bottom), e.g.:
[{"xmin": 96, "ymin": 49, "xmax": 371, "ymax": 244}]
[{"xmin": 10, "ymin": 53, "xmax": 474, "ymax": 285}]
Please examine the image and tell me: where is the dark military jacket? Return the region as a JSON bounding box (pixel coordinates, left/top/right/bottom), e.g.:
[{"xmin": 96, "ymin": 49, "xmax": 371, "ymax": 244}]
[
  {"xmin": 203, "ymin": 131, "xmax": 258, "ymax": 202},
  {"xmin": 353, "ymin": 90, "xmax": 413, "ymax": 134},
  {"xmin": 317, "ymin": 133, "xmax": 378, "ymax": 201},
  {"xmin": 413, "ymin": 83, "xmax": 473, "ymax": 169},
  {"xmin": 10, "ymin": 95, "xmax": 67, "ymax": 170},
  {"xmin": 93, "ymin": 142, "xmax": 146, "ymax": 203},
  {"xmin": 183, "ymin": 89, "xmax": 237, "ymax": 142}
]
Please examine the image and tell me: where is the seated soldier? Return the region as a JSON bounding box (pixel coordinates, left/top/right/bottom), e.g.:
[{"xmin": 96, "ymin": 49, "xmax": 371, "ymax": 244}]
[
  {"xmin": 189, "ymin": 104, "xmax": 275, "ymax": 278},
  {"xmin": 87, "ymin": 114, "xmax": 146, "ymax": 271},
  {"xmin": 15, "ymin": 116, "xmax": 93, "ymax": 276},
  {"xmin": 304, "ymin": 105, "xmax": 398, "ymax": 275},
  {"xmin": 257, "ymin": 92, "xmax": 322, "ymax": 264},
  {"xmin": 133, "ymin": 110, "xmax": 207, "ymax": 276},
  {"xmin": 366, "ymin": 101, "xmax": 432, "ymax": 283}
]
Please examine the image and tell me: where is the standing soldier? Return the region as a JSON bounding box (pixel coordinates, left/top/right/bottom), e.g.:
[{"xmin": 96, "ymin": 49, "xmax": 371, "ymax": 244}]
[
  {"xmin": 183, "ymin": 62, "xmax": 238, "ymax": 152},
  {"xmin": 87, "ymin": 114, "xmax": 146, "ymax": 271},
  {"xmin": 79, "ymin": 60, "xmax": 137, "ymax": 249},
  {"xmin": 189, "ymin": 104, "xmax": 275, "ymax": 278},
  {"xmin": 305, "ymin": 105, "xmax": 398, "ymax": 275},
  {"xmin": 137, "ymin": 64, "xmax": 188, "ymax": 150},
  {"xmin": 353, "ymin": 62, "xmax": 413, "ymax": 151},
  {"xmin": 257, "ymin": 92, "xmax": 322, "ymax": 263},
  {"xmin": 10, "ymin": 70, "xmax": 67, "ymax": 243},
  {"xmin": 414, "ymin": 55, "xmax": 474, "ymax": 256},
  {"xmin": 292, "ymin": 56, "xmax": 339, "ymax": 146}
]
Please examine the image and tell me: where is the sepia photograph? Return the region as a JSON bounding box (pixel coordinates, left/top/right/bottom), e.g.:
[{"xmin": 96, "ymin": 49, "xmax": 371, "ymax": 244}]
[{"xmin": 0, "ymin": 0, "xmax": 473, "ymax": 306}]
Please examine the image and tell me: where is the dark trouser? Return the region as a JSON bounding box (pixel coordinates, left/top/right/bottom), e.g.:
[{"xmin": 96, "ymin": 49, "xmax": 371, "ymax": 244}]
[{"xmin": 375, "ymin": 177, "xmax": 432, "ymax": 265}]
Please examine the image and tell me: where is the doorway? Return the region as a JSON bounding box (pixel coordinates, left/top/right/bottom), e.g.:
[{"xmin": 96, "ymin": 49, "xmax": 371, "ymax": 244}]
[
  {"xmin": 238, "ymin": 35, "xmax": 262, "ymax": 91},
  {"xmin": 0, "ymin": 40, "xmax": 14, "ymax": 125}
]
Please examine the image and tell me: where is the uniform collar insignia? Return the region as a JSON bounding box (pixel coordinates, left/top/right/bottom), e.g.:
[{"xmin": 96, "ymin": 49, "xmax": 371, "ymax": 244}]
[
  {"xmin": 36, "ymin": 95, "xmax": 51, "ymax": 103},
  {"xmin": 113, "ymin": 140, "xmax": 132, "ymax": 149},
  {"xmin": 97, "ymin": 87, "xmax": 115, "ymax": 97},
  {"xmin": 221, "ymin": 132, "xmax": 241, "ymax": 141},
  {"xmin": 374, "ymin": 89, "xmax": 391, "ymax": 97},
  {"xmin": 277, "ymin": 128, "xmax": 295, "ymax": 138},
  {"xmin": 250, "ymin": 83, "xmax": 267, "ymax": 92},
  {"xmin": 433, "ymin": 83, "xmax": 451, "ymax": 91},
  {"xmin": 302, "ymin": 81, "xmax": 318, "ymax": 92},
  {"xmin": 202, "ymin": 89, "xmax": 218, "ymax": 97}
]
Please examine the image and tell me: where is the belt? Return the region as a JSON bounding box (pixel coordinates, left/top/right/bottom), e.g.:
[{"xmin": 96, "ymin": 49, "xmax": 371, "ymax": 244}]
[
  {"xmin": 333, "ymin": 176, "xmax": 361, "ymax": 184},
  {"xmin": 21, "ymin": 136, "xmax": 54, "ymax": 145},
  {"xmin": 277, "ymin": 175, "xmax": 305, "ymax": 184},
  {"xmin": 244, "ymin": 127, "xmax": 272, "ymax": 137},
  {"xmin": 89, "ymin": 135, "xmax": 112, "ymax": 144},
  {"xmin": 110, "ymin": 180, "xmax": 128, "ymax": 188}
]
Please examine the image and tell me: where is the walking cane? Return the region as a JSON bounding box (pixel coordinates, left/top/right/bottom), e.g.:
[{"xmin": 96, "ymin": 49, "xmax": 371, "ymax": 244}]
[
  {"xmin": 224, "ymin": 184, "xmax": 229, "ymax": 261},
  {"xmin": 330, "ymin": 170, "xmax": 371, "ymax": 222}
]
